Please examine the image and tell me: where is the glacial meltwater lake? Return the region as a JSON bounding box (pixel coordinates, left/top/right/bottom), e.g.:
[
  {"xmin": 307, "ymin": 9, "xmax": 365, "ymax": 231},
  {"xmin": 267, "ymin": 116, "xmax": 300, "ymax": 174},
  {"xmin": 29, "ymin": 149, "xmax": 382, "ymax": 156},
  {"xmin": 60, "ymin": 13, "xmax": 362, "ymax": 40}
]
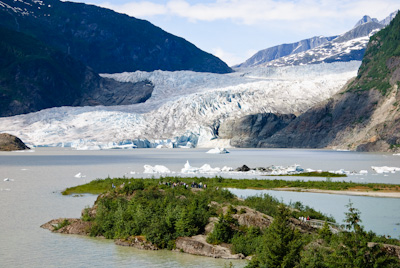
[{"xmin": 1, "ymin": 148, "xmax": 400, "ymax": 267}]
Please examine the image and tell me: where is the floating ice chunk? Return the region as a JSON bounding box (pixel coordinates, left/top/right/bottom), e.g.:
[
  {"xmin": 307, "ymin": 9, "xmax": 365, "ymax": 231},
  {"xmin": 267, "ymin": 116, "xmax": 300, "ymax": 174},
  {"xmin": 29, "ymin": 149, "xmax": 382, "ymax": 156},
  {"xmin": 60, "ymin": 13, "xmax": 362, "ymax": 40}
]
[
  {"xmin": 371, "ymin": 166, "xmax": 400, "ymax": 174},
  {"xmin": 179, "ymin": 145, "xmax": 191, "ymax": 149},
  {"xmin": 130, "ymin": 171, "xmax": 136, "ymax": 175},
  {"xmin": 156, "ymin": 142, "xmax": 173, "ymax": 149},
  {"xmin": 74, "ymin": 173, "xmax": 86, "ymax": 178},
  {"xmin": 359, "ymin": 170, "xmax": 368, "ymax": 174},
  {"xmin": 110, "ymin": 144, "xmax": 137, "ymax": 149},
  {"xmin": 221, "ymin": 166, "xmax": 233, "ymax": 172},
  {"xmin": 334, "ymin": 169, "xmax": 347, "ymax": 175},
  {"xmin": 181, "ymin": 161, "xmax": 199, "ymax": 173},
  {"xmin": 143, "ymin": 165, "xmax": 171, "ymax": 174},
  {"xmin": 76, "ymin": 145, "xmax": 102, "ymax": 150},
  {"xmin": 199, "ymin": 164, "xmax": 221, "ymax": 173},
  {"xmin": 156, "ymin": 144, "xmax": 167, "ymax": 149},
  {"xmin": 206, "ymin": 147, "xmax": 230, "ymax": 154},
  {"xmin": 181, "ymin": 161, "xmax": 223, "ymax": 173},
  {"xmin": 4, "ymin": 178, "xmax": 10, "ymax": 182},
  {"xmin": 393, "ymin": 153, "xmax": 400, "ymax": 156}
]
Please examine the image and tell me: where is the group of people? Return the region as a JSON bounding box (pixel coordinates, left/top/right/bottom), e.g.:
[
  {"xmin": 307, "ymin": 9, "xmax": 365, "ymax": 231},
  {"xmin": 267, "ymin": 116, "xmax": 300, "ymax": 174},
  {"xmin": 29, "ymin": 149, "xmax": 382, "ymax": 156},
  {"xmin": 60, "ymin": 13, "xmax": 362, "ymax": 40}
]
[
  {"xmin": 159, "ymin": 181, "xmax": 207, "ymax": 189},
  {"xmin": 190, "ymin": 181, "xmax": 207, "ymax": 189},
  {"xmin": 299, "ymin": 216, "xmax": 311, "ymax": 222}
]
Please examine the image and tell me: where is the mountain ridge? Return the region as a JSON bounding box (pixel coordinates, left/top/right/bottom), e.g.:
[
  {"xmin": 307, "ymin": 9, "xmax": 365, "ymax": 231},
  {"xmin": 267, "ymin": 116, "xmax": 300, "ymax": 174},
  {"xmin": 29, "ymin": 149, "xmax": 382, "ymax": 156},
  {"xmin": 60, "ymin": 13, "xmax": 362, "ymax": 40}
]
[
  {"xmin": 0, "ymin": 0, "xmax": 231, "ymax": 74},
  {"xmin": 0, "ymin": 26, "xmax": 154, "ymax": 117},
  {"xmin": 257, "ymin": 11, "xmax": 400, "ymax": 152},
  {"xmin": 237, "ymin": 12, "xmax": 397, "ymax": 68}
]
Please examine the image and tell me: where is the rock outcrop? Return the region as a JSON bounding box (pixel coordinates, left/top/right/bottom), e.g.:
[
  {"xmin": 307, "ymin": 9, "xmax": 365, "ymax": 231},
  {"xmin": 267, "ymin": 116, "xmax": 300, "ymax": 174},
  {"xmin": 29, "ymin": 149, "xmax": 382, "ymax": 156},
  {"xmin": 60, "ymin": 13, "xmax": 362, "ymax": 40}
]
[
  {"xmin": 231, "ymin": 206, "xmax": 273, "ymax": 229},
  {"xmin": 0, "ymin": 133, "xmax": 30, "ymax": 151},
  {"xmin": 40, "ymin": 218, "xmax": 91, "ymax": 235},
  {"xmin": 115, "ymin": 236, "xmax": 159, "ymax": 250},
  {"xmin": 175, "ymin": 235, "xmax": 245, "ymax": 259},
  {"xmin": 218, "ymin": 113, "xmax": 296, "ymax": 147}
]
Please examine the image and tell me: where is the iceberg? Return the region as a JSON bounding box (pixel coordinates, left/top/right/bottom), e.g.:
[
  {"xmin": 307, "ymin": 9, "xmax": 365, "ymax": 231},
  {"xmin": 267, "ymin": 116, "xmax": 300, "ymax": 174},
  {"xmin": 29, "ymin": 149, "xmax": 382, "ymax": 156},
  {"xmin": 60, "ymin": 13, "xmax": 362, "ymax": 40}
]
[
  {"xmin": 221, "ymin": 166, "xmax": 234, "ymax": 172},
  {"xmin": 74, "ymin": 173, "xmax": 86, "ymax": 178},
  {"xmin": 199, "ymin": 164, "xmax": 221, "ymax": 173},
  {"xmin": 206, "ymin": 147, "xmax": 230, "ymax": 154},
  {"xmin": 143, "ymin": 165, "xmax": 171, "ymax": 174},
  {"xmin": 180, "ymin": 161, "xmax": 226, "ymax": 174},
  {"xmin": 181, "ymin": 161, "xmax": 200, "ymax": 173},
  {"xmin": 371, "ymin": 166, "xmax": 400, "ymax": 174}
]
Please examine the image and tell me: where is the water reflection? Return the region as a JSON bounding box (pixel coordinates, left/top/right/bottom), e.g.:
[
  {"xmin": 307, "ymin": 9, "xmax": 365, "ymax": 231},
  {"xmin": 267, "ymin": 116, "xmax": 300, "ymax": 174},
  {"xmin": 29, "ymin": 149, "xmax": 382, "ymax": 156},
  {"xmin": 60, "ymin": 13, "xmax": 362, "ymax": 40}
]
[{"xmin": 229, "ymin": 188, "xmax": 400, "ymax": 238}]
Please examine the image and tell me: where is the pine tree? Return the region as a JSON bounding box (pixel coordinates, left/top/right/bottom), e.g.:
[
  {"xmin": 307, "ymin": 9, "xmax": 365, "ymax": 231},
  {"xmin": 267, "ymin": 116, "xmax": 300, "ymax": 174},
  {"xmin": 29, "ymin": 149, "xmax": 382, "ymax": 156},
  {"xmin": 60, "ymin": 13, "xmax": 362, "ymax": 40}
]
[
  {"xmin": 252, "ymin": 204, "xmax": 303, "ymax": 268},
  {"xmin": 330, "ymin": 202, "xmax": 399, "ymax": 267}
]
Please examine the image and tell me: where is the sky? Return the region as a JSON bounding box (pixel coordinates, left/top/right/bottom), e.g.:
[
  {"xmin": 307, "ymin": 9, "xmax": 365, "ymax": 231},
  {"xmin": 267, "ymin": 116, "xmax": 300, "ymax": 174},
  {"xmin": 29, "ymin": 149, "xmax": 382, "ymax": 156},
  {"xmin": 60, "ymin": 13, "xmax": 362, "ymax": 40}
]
[{"xmin": 66, "ymin": 0, "xmax": 399, "ymax": 66}]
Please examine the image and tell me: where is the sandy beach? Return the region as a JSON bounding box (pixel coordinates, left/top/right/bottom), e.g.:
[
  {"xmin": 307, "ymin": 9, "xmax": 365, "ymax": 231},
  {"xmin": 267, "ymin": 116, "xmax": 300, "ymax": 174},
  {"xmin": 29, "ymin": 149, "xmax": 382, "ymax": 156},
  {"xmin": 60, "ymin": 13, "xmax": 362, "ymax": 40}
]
[{"xmin": 272, "ymin": 188, "xmax": 400, "ymax": 198}]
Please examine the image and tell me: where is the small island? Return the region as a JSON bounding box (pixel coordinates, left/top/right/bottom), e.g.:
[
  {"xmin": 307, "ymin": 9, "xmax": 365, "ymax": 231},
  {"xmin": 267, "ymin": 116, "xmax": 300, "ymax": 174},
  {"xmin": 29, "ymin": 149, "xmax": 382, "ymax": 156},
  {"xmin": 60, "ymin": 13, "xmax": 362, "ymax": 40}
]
[
  {"xmin": 42, "ymin": 177, "xmax": 400, "ymax": 267},
  {"xmin": 0, "ymin": 133, "xmax": 30, "ymax": 151}
]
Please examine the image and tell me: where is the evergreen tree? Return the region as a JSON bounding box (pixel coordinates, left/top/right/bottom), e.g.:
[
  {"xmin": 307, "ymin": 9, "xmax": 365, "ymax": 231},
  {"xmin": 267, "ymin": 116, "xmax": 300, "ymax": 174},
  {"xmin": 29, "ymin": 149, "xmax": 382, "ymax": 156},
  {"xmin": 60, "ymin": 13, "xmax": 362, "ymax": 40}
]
[
  {"xmin": 207, "ymin": 213, "xmax": 236, "ymax": 244},
  {"xmin": 329, "ymin": 202, "xmax": 399, "ymax": 267},
  {"xmin": 250, "ymin": 204, "xmax": 303, "ymax": 268}
]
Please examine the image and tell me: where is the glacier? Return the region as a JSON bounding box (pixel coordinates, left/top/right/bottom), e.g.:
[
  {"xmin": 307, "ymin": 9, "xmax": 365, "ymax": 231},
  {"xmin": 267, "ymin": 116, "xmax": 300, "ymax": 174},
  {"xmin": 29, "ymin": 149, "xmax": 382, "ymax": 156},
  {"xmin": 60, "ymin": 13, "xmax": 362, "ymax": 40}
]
[{"xmin": 0, "ymin": 61, "xmax": 361, "ymax": 148}]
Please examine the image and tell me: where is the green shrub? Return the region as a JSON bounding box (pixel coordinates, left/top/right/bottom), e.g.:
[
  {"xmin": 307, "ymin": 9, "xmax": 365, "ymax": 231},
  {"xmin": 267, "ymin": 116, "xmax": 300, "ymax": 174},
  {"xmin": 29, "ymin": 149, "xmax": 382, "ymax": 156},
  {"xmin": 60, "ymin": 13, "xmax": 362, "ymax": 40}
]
[
  {"xmin": 207, "ymin": 213, "xmax": 237, "ymax": 244},
  {"xmin": 54, "ymin": 219, "xmax": 70, "ymax": 231}
]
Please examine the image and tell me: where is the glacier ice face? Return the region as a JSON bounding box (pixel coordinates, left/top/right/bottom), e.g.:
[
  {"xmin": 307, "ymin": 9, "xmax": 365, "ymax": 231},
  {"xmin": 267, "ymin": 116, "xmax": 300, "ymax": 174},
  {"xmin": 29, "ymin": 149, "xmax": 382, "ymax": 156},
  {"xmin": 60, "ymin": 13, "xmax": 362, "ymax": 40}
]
[{"xmin": 0, "ymin": 62, "xmax": 361, "ymax": 148}]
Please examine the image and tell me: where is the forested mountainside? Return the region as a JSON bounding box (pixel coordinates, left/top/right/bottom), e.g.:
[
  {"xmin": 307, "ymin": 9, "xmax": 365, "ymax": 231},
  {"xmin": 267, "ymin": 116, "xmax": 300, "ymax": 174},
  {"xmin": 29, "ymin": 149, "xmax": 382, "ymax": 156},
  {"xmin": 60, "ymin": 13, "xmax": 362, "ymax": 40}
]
[{"xmin": 0, "ymin": 0, "xmax": 231, "ymax": 74}]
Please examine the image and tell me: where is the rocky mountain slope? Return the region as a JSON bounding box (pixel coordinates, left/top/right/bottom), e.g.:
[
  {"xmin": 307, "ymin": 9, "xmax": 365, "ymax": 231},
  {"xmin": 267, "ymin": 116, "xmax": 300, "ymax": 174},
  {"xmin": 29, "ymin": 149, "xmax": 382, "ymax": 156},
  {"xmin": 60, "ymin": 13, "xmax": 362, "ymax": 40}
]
[
  {"xmin": 0, "ymin": 26, "xmax": 154, "ymax": 117},
  {"xmin": 218, "ymin": 113, "xmax": 296, "ymax": 147},
  {"xmin": 0, "ymin": 133, "xmax": 29, "ymax": 151},
  {"xmin": 236, "ymin": 36, "xmax": 337, "ymax": 68},
  {"xmin": 258, "ymin": 12, "xmax": 400, "ymax": 152},
  {"xmin": 0, "ymin": 0, "xmax": 231, "ymax": 74},
  {"xmin": 238, "ymin": 12, "xmax": 398, "ymax": 68}
]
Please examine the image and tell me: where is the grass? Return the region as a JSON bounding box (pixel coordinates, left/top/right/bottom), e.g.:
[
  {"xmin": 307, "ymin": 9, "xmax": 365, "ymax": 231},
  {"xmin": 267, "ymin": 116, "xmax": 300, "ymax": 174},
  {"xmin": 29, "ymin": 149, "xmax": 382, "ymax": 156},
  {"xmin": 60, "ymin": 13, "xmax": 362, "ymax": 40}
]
[
  {"xmin": 268, "ymin": 171, "xmax": 346, "ymax": 177},
  {"xmin": 62, "ymin": 176, "xmax": 400, "ymax": 196}
]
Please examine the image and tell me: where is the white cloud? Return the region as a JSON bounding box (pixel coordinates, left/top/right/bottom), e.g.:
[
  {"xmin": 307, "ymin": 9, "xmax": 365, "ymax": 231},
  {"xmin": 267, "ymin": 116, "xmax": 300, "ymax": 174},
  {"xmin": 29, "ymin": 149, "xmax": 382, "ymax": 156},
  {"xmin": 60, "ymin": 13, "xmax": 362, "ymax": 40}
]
[
  {"xmin": 212, "ymin": 47, "xmax": 248, "ymax": 66},
  {"xmin": 98, "ymin": 1, "xmax": 167, "ymax": 17},
  {"xmin": 94, "ymin": 0, "xmax": 399, "ymax": 25}
]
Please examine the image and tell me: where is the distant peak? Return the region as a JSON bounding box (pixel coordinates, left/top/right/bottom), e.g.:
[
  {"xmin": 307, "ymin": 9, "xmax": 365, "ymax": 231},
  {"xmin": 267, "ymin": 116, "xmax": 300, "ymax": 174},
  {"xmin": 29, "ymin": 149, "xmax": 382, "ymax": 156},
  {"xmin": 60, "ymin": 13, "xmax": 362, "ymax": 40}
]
[
  {"xmin": 379, "ymin": 10, "xmax": 399, "ymax": 26},
  {"xmin": 354, "ymin": 15, "xmax": 379, "ymax": 28}
]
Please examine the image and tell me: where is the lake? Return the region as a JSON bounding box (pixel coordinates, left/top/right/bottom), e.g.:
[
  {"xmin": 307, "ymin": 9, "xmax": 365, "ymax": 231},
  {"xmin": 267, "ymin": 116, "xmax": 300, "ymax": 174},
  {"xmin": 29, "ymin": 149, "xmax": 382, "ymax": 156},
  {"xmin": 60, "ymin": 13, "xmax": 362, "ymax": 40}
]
[{"xmin": 1, "ymin": 148, "xmax": 400, "ymax": 267}]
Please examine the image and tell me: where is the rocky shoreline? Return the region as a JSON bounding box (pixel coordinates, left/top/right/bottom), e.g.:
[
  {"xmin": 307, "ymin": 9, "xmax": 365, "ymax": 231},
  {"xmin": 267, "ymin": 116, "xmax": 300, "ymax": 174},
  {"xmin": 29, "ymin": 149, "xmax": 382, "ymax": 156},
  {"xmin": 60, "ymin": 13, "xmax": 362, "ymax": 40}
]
[{"xmin": 41, "ymin": 202, "xmax": 316, "ymax": 260}]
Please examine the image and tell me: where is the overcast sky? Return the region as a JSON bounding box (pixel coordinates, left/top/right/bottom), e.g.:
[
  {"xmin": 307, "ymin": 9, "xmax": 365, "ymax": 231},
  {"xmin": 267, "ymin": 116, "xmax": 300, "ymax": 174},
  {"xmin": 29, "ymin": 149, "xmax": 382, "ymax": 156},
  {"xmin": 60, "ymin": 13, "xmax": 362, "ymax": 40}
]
[{"xmin": 66, "ymin": 0, "xmax": 399, "ymax": 66}]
